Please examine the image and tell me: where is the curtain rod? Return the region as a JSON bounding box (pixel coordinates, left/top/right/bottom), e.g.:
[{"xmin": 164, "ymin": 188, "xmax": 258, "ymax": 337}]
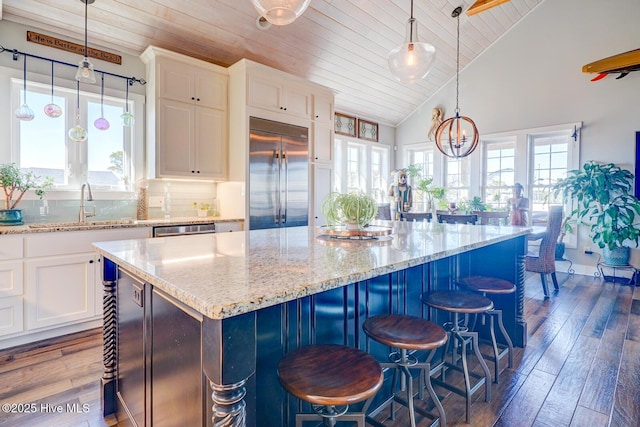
[{"xmin": 0, "ymin": 44, "xmax": 146, "ymax": 86}]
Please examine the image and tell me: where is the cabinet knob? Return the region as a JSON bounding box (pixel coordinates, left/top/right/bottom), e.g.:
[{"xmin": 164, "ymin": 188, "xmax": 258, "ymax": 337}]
[
  {"xmin": 196, "ymin": 98, "xmax": 200, "ymax": 101},
  {"xmin": 191, "ymin": 97, "xmax": 195, "ymax": 100},
  {"xmin": 315, "ymin": 157, "xmax": 318, "ymax": 160},
  {"xmin": 89, "ymin": 259, "xmax": 94, "ymax": 264},
  {"xmin": 284, "ymin": 107, "xmax": 287, "ymax": 111},
  {"xmin": 196, "ymin": 170, "xmax": 200, "ymax": 173},
  {"xmin": 280, "ymin": 106, "xmax": 284, "ymax": 110},
  {"xmin": 192, "ymin": 170, "xmax": 196, "ymax": 173},
  {"xmin": 315, "ymin": 115, "xmax": 319, "ymax": 119}
]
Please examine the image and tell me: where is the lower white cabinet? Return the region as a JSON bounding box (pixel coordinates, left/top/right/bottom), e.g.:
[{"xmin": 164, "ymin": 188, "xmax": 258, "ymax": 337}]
[
  {"xmin": 24, "ymin": 253, "xmax": 97, "ymax": 330},
  {"xmin": 0, "ymin": 296, "xmax": 23, "ymax": 337}
]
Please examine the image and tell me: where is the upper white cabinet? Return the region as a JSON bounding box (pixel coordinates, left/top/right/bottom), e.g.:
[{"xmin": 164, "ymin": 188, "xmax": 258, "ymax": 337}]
[
  {"xmin": 141, "ymin": 46, "xmax": 228, "ymax": 180},
  {"xmin": 248, "ymin": 73, "xmax": 311, "ymax": 119},
  {"xmin": 158, "ymin": 59, "xmax": 227, "ymax": 109},
  {"xmin": 313, "ymin": 93, "xmax": 334, "ymax": 123}
]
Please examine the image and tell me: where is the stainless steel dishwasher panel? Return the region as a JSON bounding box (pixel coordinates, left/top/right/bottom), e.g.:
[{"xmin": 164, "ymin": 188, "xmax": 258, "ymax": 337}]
[
  {"xmin": 151, "ymin": 288, "xmax": 204, "ymax": 426},
  {"xmin": 152, "ymin": 223, "xmax": 216, "ymax": 237}
]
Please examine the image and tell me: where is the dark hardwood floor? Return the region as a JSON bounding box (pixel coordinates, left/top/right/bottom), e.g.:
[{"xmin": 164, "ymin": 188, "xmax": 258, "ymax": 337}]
[{"xmin": 1, "ymin": 272, "xmax": 638, "ymax": 426}]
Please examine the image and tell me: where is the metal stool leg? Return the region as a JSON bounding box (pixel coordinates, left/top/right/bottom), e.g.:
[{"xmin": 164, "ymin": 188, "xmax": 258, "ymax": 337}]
[
  {"xmin": 470, "ymin": 331, "xmax": 492, "ymax": 403},
  {"xmin": 495, "ymin": 309, "xmax": 514, "ymax": 369}
]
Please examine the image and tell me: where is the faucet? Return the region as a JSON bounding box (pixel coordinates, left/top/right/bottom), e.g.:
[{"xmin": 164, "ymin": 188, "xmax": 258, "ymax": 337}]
[{"xmin": 79, "ymin": 182, "xmax": 96, "ymax": 223}]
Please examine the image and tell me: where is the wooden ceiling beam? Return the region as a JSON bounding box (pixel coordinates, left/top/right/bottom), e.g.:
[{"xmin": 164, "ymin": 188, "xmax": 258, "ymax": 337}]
[
  {"xmin": 466, "ymin": 0, "xmax": 511, "ymax": 16},
  {"xmin": 582, "ymin": 48, "xmax": 640, "ymax": 74}
]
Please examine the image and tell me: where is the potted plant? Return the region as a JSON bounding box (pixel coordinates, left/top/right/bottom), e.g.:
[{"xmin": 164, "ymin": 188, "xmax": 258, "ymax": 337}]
[
  {"xmin": 552, "ymin": 161, "xmax": 640, "ymax": 266},
  {"xmin": 555, "ymin": 216, "xmax": 574, "ymax": 260},
  {"xmin": 321, "ymin": 191, "xmax": 377, "ymax": 229},
  {"xmin": 193, "ymin": 202, "xmax": 210, "ymax": 217},
  {"xmin": 0, "ymin": 163, "xmax": 53, "ymax": 225},
  {"xmin": 405, "ymin": 164, "xmax": 446, "ymax": 213}
]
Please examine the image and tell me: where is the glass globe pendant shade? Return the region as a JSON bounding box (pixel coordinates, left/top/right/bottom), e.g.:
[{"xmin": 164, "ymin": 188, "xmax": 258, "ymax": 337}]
[
  {"xmin": 44, "ymin": 103, "xmax": 63, "ymax": 118},
  {"xmin": 388, "ymin": 17, "xmax": 436, "ymax": 84},
  {"xmin": 69, "ymin": 124, "xmax": 88, "ymax": 142},
  {"xmin": 15, "ymin": 104, "xmax": 35, "ymax": 121},
  {"xmin": 250, "ymin": 0, "xmax": 311, "ymax": 25},
  {"xmin": 94, "ymin": 117, "xmax": 110, "ymax": 130},
  {"xmin": 121, "ymin": 112, "xmax": 134, "ymax": 127},
  {"xmin": 434, "ymin": 113, "xmax": 479, "ymax": 159},
  {"xmin": 75, "ymin": 58, "xmax": 96, "ymax": 84}
]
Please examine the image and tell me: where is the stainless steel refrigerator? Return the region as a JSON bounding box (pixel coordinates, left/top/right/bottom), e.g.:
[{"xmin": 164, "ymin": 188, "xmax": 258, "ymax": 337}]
[{"xmin": 249, "ymin": 117, "xmax": 309, "ymax": 230}]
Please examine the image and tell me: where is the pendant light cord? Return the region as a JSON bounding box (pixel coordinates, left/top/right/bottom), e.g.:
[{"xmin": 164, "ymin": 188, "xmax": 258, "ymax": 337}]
[
  {"xmin": 50, "ymin": 61, "xmax": 55, "ymax": 100},
  {"xmin": 84, "ymin": 0, "xmax": 89, "ymax": 57},
  {"xmin": 455, "ymin": 9, "xmax": 460, "ymax": 114},
  {"xmin": 409, "ymin": 0, "xmax": 415, "ymax": 43},
  {"xmin": 22, "ymin": 55, "xmax": 27, "ymax": 104},
  {"xmin": 100, "ymin": 72, "xmax": 105, "ymax": 115}
]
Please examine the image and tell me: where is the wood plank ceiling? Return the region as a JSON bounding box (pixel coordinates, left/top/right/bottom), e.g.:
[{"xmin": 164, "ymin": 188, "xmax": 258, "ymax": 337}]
[{"xmin": 0, "ymin": 0, "xmax": 543, "ymax": 127}]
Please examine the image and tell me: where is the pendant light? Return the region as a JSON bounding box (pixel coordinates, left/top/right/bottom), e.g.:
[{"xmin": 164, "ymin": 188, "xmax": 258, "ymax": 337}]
[
  {"xmin": 388, "ymin": 0, "xmax": 436, "ymax": 84},
  {"xmin": 69, "ymin": 81, "xmax": 88, "ymax": 142},
  {"xmin": 94, "ymin": 73, "xmax": 110, "ymax": 130},
  {"xmin": 44, "ymin": 62, "xmax": 63, "ymax": 118},
  {"xmin": 75, "ymin": 0, "xmax": 96, "ymax": 84},
  {"xmin": 15, "ymin": 55, "xmax": 35, "ymax": 121},
  {"xmin": 250, "ymin": 0, "xmax": 311, "ymax": 26},
  {"xmin": 434, "ymin": 6, "xmax": 479, "ymax": 159},
  {"xmin": 120, "ymin": 78, "xmax": 134, "ymax": 127}
]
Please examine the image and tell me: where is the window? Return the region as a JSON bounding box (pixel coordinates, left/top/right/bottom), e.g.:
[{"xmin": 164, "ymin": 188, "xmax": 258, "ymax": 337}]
[
  {"xmin": 334, "ymin": 136, "xmax": 390, "ymax": 201},
  {"xmin": 10, "ymin": 77, "xmax": 142, "ymax": 193},
  {"xmin": 445, "ymin": 157, "xmax": 470, "ymax": 204},
  {"xmin": 530, "ymin": 133, "xmax": 570, "ymax": 212},
  {"xmin": 483, "ymin": 138, "xmax": 516, "ymax": 209},
  {"xmin": 406, "ymin": 147, "xmax": 434, "ymax": 211}
]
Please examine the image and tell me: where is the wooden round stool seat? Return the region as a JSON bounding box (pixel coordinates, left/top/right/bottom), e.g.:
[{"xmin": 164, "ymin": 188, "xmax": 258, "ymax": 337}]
[
  {"xmin": 363, "ymin": 314, "xmax": 447, "ymax": 350},
  {"xmin": 278, "ymin": 344, "xmax": 383, "ymax": 407},
  {"xmin": 421, "ymin": 290, "xmax": 493, "ymax": 314},
  {"xmin": 362, "ymin": 315, "xmax": 448, "ymax": 427},
  {"xmin": 457, "ymin": 276, "xmax": 516, "ymax": 294}
]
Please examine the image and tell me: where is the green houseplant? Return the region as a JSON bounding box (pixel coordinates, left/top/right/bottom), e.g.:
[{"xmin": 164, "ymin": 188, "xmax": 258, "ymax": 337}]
[
  {"xmin": 0, "ymin": 163, "xmax": 53, "ymax": 225},
  {"xmin": 321, "ymin": 191, "xmax": 377, "ymax": 229},
  {"xmin": 552, "ymin": 161, "xmax": 640, "ymax": 265},
  {"xmin": 405, "ymin": 164, "xmax": 446, "ymax": 212}
]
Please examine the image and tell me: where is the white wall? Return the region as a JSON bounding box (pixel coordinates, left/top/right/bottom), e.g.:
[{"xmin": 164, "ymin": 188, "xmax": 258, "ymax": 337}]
[{"xmin": 396, "ymin": 0, "xmax": 640, "ymax": 272}]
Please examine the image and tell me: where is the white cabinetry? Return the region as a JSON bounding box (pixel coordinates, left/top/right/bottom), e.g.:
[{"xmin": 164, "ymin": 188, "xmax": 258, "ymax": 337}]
[
  {"xmin": 141, "ymin": 46, "xmax": 228, "ymax": 180},
  {"xmin": 0, "ymin": 227, "xmax": 151, "ymax": 349},
  {"xmin": 215, "ymin": 221, "xmax": 243, "ymax": 232},
  {"xmin": 313, "ymin": 164, "xmax": 334, "ymax": 227},
  {"xmin": 0, "ymin": 236, "xmax": 23, "ymax": 337},
  {"xmin": 248, "ymin": 73, "xmax": 311, "ymax": 119},
  {"xmin": 226, "ymin": 59, "xmax": 335, "ymax": 227}
]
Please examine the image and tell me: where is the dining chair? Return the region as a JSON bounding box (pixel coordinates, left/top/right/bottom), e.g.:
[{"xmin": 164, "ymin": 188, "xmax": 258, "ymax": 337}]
[
  {"xmin": 437, "ymin": 213, "xmax": 477, "ymax": 224},
  {"xmin": 375, "ymin": 203, "xmax": 392, "ymax": 220},
  {"xmin": 402, "ymin": 212, "xmax": 432, "ymax": 222},
  {"xmin": 475, "ymin": 211, "xmax": 509, "ymax": 226},
  {"xmin": 525, "ymin": 205, "xmax": 563, "ymax": 297}
]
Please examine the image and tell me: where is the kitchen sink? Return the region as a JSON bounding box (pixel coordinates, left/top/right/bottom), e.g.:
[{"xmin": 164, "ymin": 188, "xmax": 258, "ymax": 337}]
[{"xmin": 28, "ymin": 219, "xmax": 135, "ymax": 229}]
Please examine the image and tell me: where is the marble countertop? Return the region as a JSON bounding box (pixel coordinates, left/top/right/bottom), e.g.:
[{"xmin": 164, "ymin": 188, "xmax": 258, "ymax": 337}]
[
  {"xmin": 93, "ymin": 221, "xmax": 532, "ymax": 320},
  {"xmin": 0, "ymin": 216, "xmax": 244, "ymax": 234}
]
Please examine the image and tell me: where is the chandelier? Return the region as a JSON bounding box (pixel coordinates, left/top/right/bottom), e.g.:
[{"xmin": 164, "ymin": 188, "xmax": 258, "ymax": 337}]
[{"xmin": 434, "ymin": 6, "xmax": 479, "ymax": 158}]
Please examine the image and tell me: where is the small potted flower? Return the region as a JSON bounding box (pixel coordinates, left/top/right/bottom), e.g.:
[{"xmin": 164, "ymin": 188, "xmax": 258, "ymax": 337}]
[
  {"xmin": 193, "ymin": 202, "xmax": 210, "ymax": 218},
  {"xmin": 0, "ymin": 163, "xmax": 53, "ymax": 225}
]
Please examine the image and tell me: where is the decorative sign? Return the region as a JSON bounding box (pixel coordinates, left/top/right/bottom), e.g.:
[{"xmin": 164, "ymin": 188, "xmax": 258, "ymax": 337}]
[{"xmin": 27, "ymin": 31, "xmax": 122, "ymax": 65}]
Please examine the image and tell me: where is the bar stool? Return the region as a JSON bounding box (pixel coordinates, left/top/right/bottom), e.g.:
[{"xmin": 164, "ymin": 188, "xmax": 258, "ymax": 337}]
[
  {"xmin": 362, "ymin": 314, "xmax": 447, "ymax": 427},
  {"xmin": 421, "ymin": 290, "xmax": 493, "ymax": 424},
  {"xmin": 277, "ymin": 344, "xmax": 383, "ymax": 427},
  {"xmin": 456, "ymin": 276, "xmax": 516, "ymax": 383}
]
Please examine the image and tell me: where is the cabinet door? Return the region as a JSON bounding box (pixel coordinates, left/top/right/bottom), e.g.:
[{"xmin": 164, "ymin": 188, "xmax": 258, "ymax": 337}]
[
  {"xmin": 248, "ymin": 74, "xmax": 283, "ymax": 112},
  {"xmin": 25, "ymin": 253, "xmax": 97, "ymax": 330},
  {"xmin": 313, "ymin": 93, "xmax": 334, "ymax": 122},
  {"xmin": 0, "ymin": 260, "xmax": 23, "ymax": 298},
  {"xmin": 215, "ymin": 221, "xmax": 243, "ymax": 232},
  {"xmin": 313, "ymin": 164, "xmax": 334, "ymax": 227},
  {"xmin": 195, "ymin": 107, "xmax": 227, "ymax": 179},
  {"xmin": 284, "ymin": 83, "xmax": 312, "ymax": 119},
  {"xmin": 0, "ymin": 296, "xmax": 23, "ymax": 337},
  {"xmin": 157, "ymin": 99, "xmax": 195, "ymax": 178},
  {"xmin": 313, "ymin": 121, "xmax": 334, "ymax": 163},
  {"xmin": 195, "ymin": 69, "xmax": 227, "ymax": 110},
  {"xmin": 158, "ymin": 60, "xmax": 195, "ymax": 104}
]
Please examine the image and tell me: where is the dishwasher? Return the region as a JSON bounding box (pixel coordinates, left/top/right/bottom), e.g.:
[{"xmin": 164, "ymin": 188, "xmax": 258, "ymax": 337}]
[{"xmin": 152, "ymin": 223, "xmax": 216, "ymax": 237}]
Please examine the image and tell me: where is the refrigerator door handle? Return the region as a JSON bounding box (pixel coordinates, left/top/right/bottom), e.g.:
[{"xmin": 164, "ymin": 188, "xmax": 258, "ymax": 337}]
[
  {"xmin": 275, "ymin": 150, "xmax": 280, "ymax": 225},
  {"xmin": 282, "ymin": 150, "xmax": 288, "ymax": 224}
]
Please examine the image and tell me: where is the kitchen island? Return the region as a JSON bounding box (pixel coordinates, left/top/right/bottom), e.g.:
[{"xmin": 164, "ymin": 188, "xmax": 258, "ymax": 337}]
[{"xmin": 93, "ymin": 221, "xmax": 531, "ymax": 427}]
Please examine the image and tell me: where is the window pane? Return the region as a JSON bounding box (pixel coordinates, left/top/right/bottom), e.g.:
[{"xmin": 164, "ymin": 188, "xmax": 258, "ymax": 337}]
[
  {"xmin": 19, "ymin": 90, "xmax": 67, "ymax": 184},
  {"xmin": 87, "ymin": 101, "xmax": 128, "ymax": 187}
]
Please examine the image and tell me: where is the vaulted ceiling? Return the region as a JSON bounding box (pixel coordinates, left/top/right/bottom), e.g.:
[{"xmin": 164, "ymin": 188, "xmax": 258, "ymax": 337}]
[{"xmin": 1, "ymin": 0, "xmax": 543, "ymax": 126}]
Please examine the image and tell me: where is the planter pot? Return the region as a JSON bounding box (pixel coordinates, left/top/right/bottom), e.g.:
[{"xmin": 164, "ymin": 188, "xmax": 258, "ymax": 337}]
[
  {"xmin": 0, "ymin": 209, "xmax": 24, "ymax": 225},
  {"xmin": 196, "ymin": 209, "xmax": 209, "ymax": 218},
  {"xmin": 555, "ymin": 242, "xmax": 565, "ymax": 260},
  {"xmin": 602, "ymin": 246, "xmax": 631, "ymax": 266}
]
